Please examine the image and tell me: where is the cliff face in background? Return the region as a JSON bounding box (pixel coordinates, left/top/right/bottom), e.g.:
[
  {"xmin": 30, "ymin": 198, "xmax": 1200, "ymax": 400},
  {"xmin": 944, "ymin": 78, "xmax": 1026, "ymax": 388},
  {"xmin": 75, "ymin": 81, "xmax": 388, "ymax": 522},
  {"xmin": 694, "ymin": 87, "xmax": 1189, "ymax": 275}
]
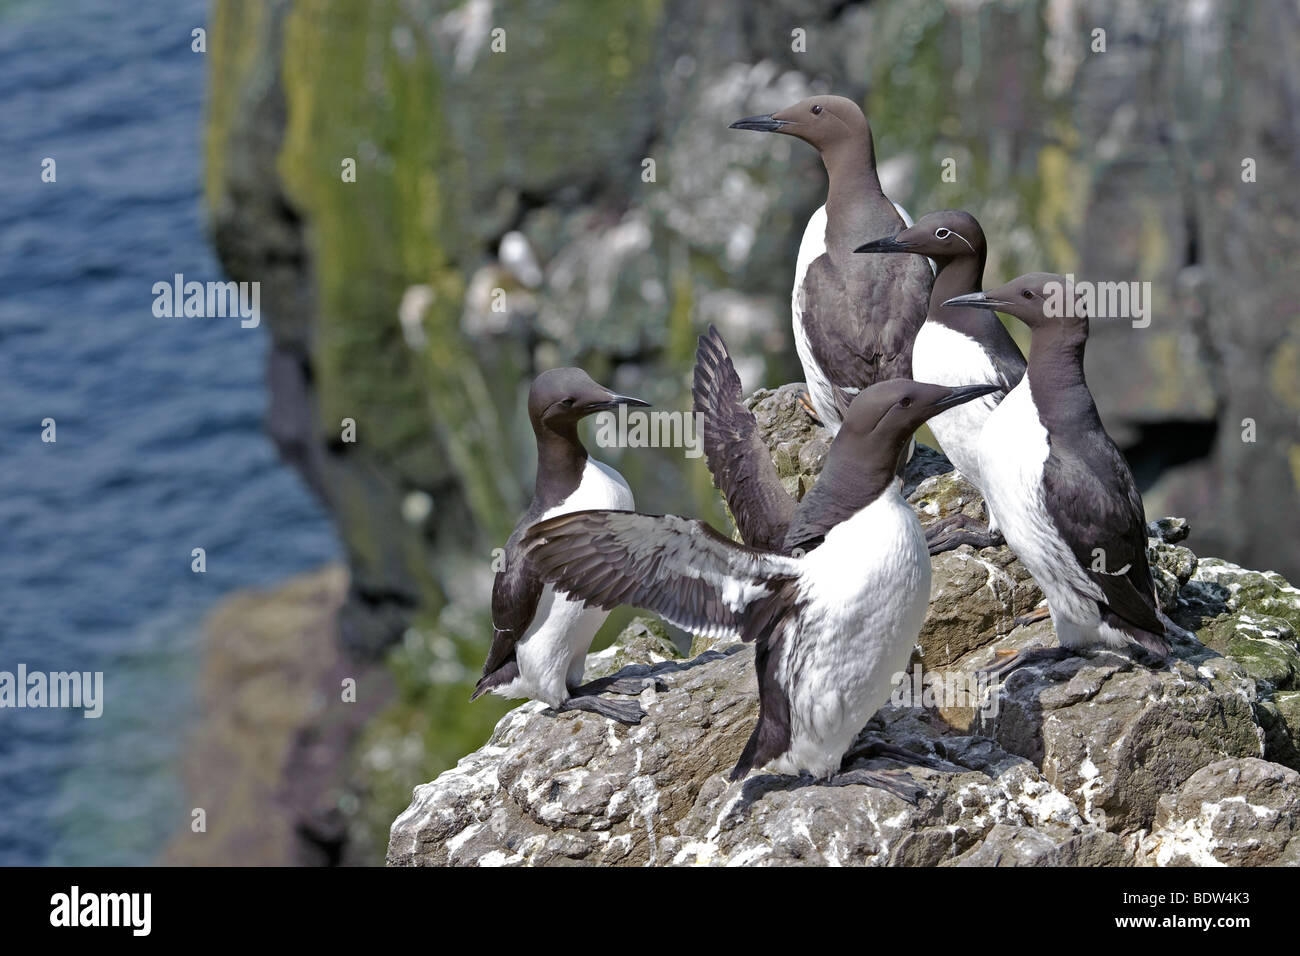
[{"xmin": 197, "ymin": 0, "xmax": 1300, "ymax": 863}]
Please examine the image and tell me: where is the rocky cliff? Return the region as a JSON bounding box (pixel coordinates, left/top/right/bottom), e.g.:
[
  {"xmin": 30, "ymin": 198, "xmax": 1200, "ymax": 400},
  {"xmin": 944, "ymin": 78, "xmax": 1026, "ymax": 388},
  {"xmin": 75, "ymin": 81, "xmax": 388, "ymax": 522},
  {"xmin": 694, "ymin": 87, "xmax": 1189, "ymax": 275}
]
[
  {"xmin": 388, "ymin": 386, "xmax": 1300, "ymax": 866},
  {"xmin": 198, "ymin": 0, "xmax": 1300, "ymax": 864}
]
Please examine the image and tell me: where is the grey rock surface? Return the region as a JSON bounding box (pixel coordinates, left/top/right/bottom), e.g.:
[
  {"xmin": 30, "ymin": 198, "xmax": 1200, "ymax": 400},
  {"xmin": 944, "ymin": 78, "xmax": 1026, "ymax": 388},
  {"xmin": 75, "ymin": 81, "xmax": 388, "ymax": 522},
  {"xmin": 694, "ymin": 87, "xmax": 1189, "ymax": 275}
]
[
  {"xmin": 1139, "ymin": 758, "xmax": 1300, "ymax": 866},
  {"xmin": 388, "ymin": 387, "xmax": 1300, "ymax": 866}
]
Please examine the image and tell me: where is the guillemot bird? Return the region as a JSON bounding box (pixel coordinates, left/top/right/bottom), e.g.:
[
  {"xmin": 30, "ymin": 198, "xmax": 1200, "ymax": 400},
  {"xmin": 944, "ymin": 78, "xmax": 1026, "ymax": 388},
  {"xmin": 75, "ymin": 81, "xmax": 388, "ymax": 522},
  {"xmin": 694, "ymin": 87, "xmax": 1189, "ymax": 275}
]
[
  {"xmin": 855, "ymin": 211, "xmax": 1027, "ymax": 554},
  {"xmin": 521, "ymin": 379, "xmax": 998, "ymax": 794},
  {"xmin": 471, "ymin": 368, "xmax": 658, "ymax": 724},
  {"xmin": 693, "ymin": 324, "xmax": 898, "ymax": 556},
  {"xmin": 730, "ymin": 94, "xmax": 932, "ymax": 434},
  {"xmin": 943, "ymin": 275, "xmax": 1171, "ymax": 669}
]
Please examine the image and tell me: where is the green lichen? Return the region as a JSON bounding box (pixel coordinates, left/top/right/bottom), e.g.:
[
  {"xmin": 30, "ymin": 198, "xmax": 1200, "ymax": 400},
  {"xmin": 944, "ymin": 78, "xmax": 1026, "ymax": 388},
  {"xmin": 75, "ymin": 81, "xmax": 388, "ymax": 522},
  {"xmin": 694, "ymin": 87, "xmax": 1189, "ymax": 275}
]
[
  {"xmin": 1193, "ymin": 559, "xmax": 1300, "ymax": 636},
  {"xmin": 1259, "ymin": 690, "xmax": 1300, "ymax": 770},
  {"xmin": 1223, "ymin": 623, "xmax": 1300, "ymax": 691}
]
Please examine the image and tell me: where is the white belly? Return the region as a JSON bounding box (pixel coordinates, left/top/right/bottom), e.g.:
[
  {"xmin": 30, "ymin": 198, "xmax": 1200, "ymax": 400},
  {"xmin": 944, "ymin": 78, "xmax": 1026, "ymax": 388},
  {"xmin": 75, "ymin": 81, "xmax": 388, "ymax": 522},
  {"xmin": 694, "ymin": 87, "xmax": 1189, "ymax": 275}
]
[
  {"xmin": 507, "ymin": 458, "xmax": 635, "ymax": 705},
  {"xmin": 770, "ymin": 491, "xmax": 930, "ymax": 777},
  {"xmin": 978, "ymin": 384, "xmax": 1110, "ymax": 646},
  {"xmin": 911, "ymin": 321, "xmax": 1003, "ymax": 498},
  {"xmin": 791, "ymin": 204, "xmax": 840, "ymax": 434}
]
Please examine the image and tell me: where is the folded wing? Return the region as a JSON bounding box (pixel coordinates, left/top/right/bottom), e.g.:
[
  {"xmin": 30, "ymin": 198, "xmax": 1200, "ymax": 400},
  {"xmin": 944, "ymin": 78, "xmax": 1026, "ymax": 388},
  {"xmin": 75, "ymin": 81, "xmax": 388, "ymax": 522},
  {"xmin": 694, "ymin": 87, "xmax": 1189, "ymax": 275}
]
[{"xmin": 1044, "ymin": 440, "xmax": 1169, "ymax": 656}]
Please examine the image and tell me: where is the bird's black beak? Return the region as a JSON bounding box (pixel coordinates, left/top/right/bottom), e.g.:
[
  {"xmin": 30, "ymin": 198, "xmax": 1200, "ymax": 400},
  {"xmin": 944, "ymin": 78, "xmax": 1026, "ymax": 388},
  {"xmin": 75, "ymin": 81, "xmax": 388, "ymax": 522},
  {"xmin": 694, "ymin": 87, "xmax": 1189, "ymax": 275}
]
[
  {"xmin": 587, "ymin": 393, "xmax": 650, "ymax": 412},
  {"xmin": 932, "ymin": 383, "xmax": 1001, "ymax": 410},
  {"xmin": 941, "ymin": 291, "xmax": 1007, "ymax": 311},
  {"xmin": 854, "ymin": 235, "xmax": 910, "ymax": 255},
  {"xmin": 729, "ymin": 113, "xmax": 787, "ymax": 133}
]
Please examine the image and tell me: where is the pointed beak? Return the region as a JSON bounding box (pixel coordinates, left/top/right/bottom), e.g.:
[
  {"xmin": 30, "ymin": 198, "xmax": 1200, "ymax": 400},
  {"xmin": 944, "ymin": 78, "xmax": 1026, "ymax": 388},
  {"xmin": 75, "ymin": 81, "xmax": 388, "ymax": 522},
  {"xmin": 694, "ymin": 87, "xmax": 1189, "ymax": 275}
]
[
  {"xmin": 854, "ymin": 235, "xmax": 910, "ymax": 255},
  {"xmin": 587, "ymin": 393, "xmax": 650, "ymax": 412},
  {"xmin": 932, "ymin": 383, "xmax": 1001, "ymax": 410},
  {"xmin": 729, "ymin": 113, "xmax": 787, "ymax": 133},
  {"xmin": 941, "ymin": 291, "xmax": 1006, "ymax": 311}
]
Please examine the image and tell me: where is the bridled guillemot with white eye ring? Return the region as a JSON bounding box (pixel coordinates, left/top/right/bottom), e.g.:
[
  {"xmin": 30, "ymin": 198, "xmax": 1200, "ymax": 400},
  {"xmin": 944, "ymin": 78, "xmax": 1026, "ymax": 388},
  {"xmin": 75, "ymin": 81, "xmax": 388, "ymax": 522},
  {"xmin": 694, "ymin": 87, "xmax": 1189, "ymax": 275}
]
[{"xmin": 856, "ymin": 210, "xmax": 1026, "ymax": 554}]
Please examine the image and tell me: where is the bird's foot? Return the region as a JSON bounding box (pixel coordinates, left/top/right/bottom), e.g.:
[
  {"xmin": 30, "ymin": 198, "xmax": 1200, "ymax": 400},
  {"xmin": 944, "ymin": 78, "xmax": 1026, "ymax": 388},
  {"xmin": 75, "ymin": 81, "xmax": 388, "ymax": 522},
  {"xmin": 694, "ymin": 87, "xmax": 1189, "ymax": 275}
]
[
  {"xmin": 925, "ymin": 514, "xmax": 1005, "ymax": 555},
  {"xmin": 826, "ymin": 768, "xmax": 927, "ymax": 805},
  {"xmin": 796, "ymin": 389, "xmax": 823, "ymax": 427},
  {"xmin": 980, "ymin": 644, "xmax": 1072, "ymax": 681},
  {"xmin": 1012, "ymin": 605, "xmax": 1052, "ymax": 629},
  {"xmin": 557, "ymin": 694, "xmax": 646, "ymax": 725},
  {"xmin": 843, "ymin": 740, "xmax": 963, "ymax": 773},
  {"xmin": 571, "ymin": 674, "xmax": 666, "ymax": 697}
]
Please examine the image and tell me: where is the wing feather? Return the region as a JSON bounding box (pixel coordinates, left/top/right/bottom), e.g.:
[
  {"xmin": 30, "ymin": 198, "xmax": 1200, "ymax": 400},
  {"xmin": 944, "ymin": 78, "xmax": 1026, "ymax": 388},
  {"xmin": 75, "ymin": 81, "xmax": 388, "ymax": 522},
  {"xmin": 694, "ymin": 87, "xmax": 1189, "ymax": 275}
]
[
  {"xmin": 521, "ymin": 509, "xmax": 800, "ymax": 642},
  {"xmin": 1043, "ymin": 439, "xmax": 1169, "ymax": 654},
  {"xmin": 692, "ymin": 326, "xmax": 796, "ymax": 552},
  {"xmin": 473, "ymin": 533, "xmax": 544, "ymax": 698}
]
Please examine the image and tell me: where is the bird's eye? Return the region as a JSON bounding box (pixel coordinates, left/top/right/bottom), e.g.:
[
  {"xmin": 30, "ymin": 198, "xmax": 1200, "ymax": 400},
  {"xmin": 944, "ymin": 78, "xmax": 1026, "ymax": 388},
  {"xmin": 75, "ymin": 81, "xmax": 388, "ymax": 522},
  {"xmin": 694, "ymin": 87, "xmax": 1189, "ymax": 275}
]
[
  {"xmin": 810, "ymin": 104, "xmax": 822, "ymax": 115},
  {"xmin": 934, "ymin": 228, "xmax": 950, "ymax": 240},
  {"xmin": 899, "ymin": 397, "xmax": 913, "ymax": 408}
]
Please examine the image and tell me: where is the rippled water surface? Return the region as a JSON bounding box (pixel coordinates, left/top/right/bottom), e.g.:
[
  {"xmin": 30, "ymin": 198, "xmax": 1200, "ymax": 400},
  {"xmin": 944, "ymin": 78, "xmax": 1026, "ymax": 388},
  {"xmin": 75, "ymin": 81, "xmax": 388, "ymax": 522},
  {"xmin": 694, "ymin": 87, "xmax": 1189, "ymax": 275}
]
[{"xmin": 0, "ymin": 0, "xmax": 338, "ymax": 864}]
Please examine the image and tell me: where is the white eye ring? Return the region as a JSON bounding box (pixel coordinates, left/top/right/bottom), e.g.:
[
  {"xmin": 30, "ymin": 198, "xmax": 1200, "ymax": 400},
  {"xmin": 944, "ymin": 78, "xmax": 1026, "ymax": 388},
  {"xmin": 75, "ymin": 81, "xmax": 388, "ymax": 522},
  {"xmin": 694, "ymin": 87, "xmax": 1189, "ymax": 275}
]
[{"xmin": 935, "ymin": 228, "xmax": 951, "ymax": 239}]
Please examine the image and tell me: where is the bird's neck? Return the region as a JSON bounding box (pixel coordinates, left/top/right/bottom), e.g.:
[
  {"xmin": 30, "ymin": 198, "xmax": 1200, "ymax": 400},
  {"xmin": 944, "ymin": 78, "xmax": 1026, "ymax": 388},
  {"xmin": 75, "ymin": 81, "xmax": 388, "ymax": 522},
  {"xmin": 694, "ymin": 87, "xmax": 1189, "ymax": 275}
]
[
  {"xmin": 1026, "ymin": 323, "xmax": 1097, "ymax": 430},
  {"xmin": 929, "ymin": 252, "xmax": 985, "ymax": 318},
  {"xmin": 533, "ymin": 423, "xmax": 588, "ymax": 505},
  {"xmin": 928, "ymin": 252, "xmax": 992, "ymax": 338},
  {"xmin": 822, "ymin": 134, "xmax": 884, "ymax": 210},
  {"xmin": 786, "ymin": 440, "xmax": 897, "ymax": 551}
]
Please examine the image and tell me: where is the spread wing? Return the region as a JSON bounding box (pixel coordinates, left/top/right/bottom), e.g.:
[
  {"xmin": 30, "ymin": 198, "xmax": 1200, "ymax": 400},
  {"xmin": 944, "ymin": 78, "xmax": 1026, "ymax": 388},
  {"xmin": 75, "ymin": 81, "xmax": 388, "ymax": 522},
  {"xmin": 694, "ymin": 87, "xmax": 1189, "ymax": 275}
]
[
  {"xmin": 692, "ymin": 325, "xmax": 796, "ymax": 553},
  {"xmin": 1043, "ymin": 438, "xmax": 1168, "ymax": 654},
  {"xmin": 521, "ymin": 510, "xmax": 802, "ymax": 643}
]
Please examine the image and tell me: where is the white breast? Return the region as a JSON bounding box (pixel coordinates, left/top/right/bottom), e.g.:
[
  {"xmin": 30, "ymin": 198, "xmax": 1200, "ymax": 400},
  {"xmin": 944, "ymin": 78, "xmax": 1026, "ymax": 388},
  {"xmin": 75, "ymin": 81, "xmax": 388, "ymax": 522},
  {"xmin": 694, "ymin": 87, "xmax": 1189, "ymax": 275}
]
[
  {"xmin": 978, "ymin": 383, "xmax": 1105, "ymax": 644},
  {"xmin": 539, "ymin": 457, "xmax": 634, "ymax": 520},
  {"xmin": 511, "ymin": 457, "xmax": 635, "ymax": 706},
  {"xmin": 912, "ymin": 321, "xmax": 1003, "ymax": 492},
  {"xmin": 771, "ymin": 491, "xmax": 930, "ymax": 777},
  {"xmin": 791, "ymin": 204, "xmax": 840, "ymax": 434}
]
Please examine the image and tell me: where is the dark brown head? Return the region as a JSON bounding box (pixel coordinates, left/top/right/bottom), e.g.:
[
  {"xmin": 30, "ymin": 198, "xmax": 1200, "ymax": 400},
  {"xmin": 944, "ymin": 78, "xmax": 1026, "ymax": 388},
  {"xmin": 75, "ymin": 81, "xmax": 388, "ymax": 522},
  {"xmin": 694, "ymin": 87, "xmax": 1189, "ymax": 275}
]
[
  {"xmin": 942, "ymin": 272, "xmax": 1085, "ymax": 334},
  {"xmin": 855, "ymin": 210, "xmax": 985, "ymax": 264},
  {"xmin": 783, "ymin": 377, "xmax": 999, "ymax": 552},
  {"xmin": 528, "ymin": 368, "xmax": 648, "ymax": 436},
  {"xmin": 836, "ymin": 378, "xmax": 1000, "ymax": 471},
  {"xmin": 729, "ymin": 94, "xmax": 871, "ymax": 155}
]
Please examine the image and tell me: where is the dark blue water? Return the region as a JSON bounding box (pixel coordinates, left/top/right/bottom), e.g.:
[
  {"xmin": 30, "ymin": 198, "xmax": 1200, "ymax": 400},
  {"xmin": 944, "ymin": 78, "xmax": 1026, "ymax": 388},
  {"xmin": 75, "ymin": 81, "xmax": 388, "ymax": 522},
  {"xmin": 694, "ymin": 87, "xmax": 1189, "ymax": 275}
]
[{"xmin": 0, "ymin": 1, "xmax": 338, "ymax": 864}]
